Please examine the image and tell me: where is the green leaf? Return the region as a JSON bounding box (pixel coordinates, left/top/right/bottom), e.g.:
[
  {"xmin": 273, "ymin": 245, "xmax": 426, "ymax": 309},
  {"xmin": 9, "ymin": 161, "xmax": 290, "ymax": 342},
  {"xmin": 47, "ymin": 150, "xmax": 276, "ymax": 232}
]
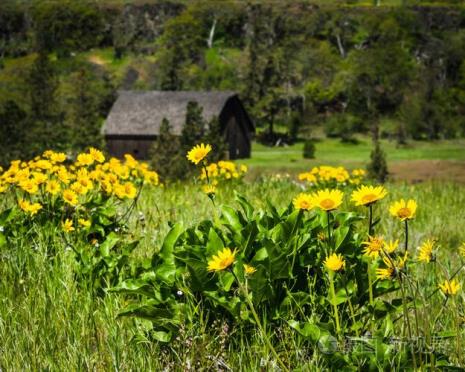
[
  {"xmin": 157, "ymin": 224, "xmax": 184, "ymax": 265},
  {"xmin": 0, "ymin": 233, "xmax": 6, "ymax": 248},
  {"xmin": 234, "ymin": 192, "xmax": 254, "ymax": 220},
  {"xmin": 220, "ymin": 206, "xmax": 243, "ymax": 233},
  {"xmin": 218, "ymin": 271, "xmax": 235, "ymax": 292},
  {"xmin": 99, "ymin": 232, "xmax": 120, "ymax": 257},
  {"xmin": 288, "ymin": 320, "xmax": 324, "ymax": 343},
  {"xmin": 151, "ymin": 330, "xmax": 172, "ymax": 343},
  {"xmin": 206, "ymin": 228, "xmax": 224, "ymax": 256}
]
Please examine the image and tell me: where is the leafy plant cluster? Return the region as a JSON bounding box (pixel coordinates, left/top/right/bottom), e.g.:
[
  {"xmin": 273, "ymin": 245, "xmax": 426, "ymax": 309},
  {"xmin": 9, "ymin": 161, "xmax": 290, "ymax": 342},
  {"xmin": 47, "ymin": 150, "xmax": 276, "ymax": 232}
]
[{"xmin": 114, "ymin": 189, "xmax": 464, "ymax": 369}]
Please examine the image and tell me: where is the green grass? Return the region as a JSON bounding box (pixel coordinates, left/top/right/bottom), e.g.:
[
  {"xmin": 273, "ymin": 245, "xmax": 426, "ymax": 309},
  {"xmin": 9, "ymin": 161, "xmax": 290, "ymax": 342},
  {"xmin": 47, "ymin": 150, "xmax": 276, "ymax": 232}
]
[
  {"xmin": 244, "ymin": 138, "xmax": 465, "ymax": 171},
  {"xmin": 1, "ymin": 180, "xmax": 464, "ymax": 369}
]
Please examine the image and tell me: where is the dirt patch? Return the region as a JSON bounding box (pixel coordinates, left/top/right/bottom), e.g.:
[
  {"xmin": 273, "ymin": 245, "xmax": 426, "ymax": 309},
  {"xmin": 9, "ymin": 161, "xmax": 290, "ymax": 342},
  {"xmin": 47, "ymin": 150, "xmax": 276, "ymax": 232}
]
[
  {"xmin": 389, "ymin": 160, "xmax": 465, "ymax": 183},
  {"xmin": 88, "ymin": 55, "xmax": 106, "ymax": 66}
]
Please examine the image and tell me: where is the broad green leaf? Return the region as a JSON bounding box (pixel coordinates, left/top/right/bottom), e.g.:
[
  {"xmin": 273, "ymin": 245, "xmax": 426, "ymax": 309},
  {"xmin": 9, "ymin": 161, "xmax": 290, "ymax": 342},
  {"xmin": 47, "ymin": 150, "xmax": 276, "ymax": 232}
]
[
  {"xmin": 99, "ymin": 232, "xmax": 120, "ymax": 257},
  {"xmin": 206, "ymin": 228, "xmax": 224, "ymax": 256},
  {"xmin": 288, "ymin": 320, "xmax": 324, "ymax": 343},
  {"xmin": 151, "ymin": 330, "xmax": 172, "ymax": 343}
]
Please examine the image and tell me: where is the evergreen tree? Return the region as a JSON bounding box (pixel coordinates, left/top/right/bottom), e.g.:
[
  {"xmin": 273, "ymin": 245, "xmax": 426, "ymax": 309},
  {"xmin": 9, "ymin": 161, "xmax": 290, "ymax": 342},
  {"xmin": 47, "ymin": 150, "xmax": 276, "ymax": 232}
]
[
  {"xmin": 367, "ymin": 123, "xmax": 388, "ymax": 183},
  {"xmin": 180, "ymin": 101, "xmax": 206, "ymax": 148},
  {"xmin": 150, "ymin": 118, "xmax": 185, "ymax": 181}
]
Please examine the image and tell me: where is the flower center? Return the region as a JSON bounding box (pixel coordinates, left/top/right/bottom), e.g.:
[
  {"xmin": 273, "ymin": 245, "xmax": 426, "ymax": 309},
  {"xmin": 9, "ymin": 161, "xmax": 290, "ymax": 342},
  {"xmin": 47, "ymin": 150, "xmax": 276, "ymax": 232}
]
[
  {"xmin": 397, "ymin": 207, "xmax": 411, "ymax": 219},
  {"xmin": 320, "ymin": 198, "xmax": 335, "ymax": 210},
  {"xmin": 361, "ymin": 194, "xmax": 376, "ymax": 204},
  {"xmin": 220, "ymin": 258, "xmax": 232, "ymax": 269}
]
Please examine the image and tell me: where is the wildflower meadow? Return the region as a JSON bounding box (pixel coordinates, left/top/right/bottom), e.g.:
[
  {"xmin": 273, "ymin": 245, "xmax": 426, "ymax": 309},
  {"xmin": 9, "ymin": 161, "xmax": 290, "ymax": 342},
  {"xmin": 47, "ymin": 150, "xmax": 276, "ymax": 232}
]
[{"xmin": 1, "ymin": 145, "xmax": 464, "ymax": 370}]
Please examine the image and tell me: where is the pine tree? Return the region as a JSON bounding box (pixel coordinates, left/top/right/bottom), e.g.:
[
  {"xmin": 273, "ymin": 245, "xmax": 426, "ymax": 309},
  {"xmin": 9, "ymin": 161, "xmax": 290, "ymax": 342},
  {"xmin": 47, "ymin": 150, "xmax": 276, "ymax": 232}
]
[
  {"xmin": 180, "ymin": 101, "xmax": 206, "ymax": 148},
  {"xmin": 367, "ymin": 123, "xmax": 388, "ymax": 183},
  {"xmin": 150, "ymin": 118, "xmax": 185, "ymax": 181}
]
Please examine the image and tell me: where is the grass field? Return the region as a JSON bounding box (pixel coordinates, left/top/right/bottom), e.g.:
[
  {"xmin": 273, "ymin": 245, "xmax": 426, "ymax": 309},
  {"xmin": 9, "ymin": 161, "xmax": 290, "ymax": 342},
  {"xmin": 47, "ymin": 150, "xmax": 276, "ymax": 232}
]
[
  {"xmin": 246, "ymin": 138, "xmax": 465, "ymax": 168},
  {"xmin": 244, "ymin": 138, "xmax": 465, "ymax": 183},
  {"xmin": 1, "ymin": 145, "xmax": 465, "ymax": 370}
]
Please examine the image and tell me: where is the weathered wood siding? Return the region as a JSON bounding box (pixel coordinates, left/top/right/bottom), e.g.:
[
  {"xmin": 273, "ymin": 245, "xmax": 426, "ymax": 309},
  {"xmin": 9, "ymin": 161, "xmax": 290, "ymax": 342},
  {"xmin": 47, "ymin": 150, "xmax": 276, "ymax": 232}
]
[{"xmin": 106, "ymin": 136, "xmax": 155, "ymax": 159}]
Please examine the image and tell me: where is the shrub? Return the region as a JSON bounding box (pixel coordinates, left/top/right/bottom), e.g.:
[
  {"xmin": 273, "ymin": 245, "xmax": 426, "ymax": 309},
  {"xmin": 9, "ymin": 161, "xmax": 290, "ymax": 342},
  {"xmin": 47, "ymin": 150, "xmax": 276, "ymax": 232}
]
[
  {"xmin": 302, "ymin": 140, "xmax": 316, "ymax": 159},
  {"xmin": 367, "ymin": 137, "xmax": 388, "ymax": 183}
]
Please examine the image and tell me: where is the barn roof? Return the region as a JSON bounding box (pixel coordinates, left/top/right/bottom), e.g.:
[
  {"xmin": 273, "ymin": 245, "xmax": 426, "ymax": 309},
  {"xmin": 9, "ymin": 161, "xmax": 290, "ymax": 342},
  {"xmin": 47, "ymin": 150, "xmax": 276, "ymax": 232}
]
[{"xmin": 103, "ymin": 90, "xmax": 247, "ymax": 136}]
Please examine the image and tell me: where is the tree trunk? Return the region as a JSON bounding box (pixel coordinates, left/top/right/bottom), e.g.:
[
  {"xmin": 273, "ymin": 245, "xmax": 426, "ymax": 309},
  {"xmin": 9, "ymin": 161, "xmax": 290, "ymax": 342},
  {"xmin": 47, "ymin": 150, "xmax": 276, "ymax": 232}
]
[{"xmin": 207, "ymin": 19, "xmax": 217, "ymax": 48}]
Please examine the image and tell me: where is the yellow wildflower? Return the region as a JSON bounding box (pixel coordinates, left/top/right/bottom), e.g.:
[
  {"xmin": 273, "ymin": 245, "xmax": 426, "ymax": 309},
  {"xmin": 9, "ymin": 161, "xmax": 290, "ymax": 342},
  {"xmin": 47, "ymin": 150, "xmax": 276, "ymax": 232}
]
[
  {"xmin": 292, "ymin": 193, "xmax": 314, "ymax": 211},
  {"xmin": 78, "ymin": 218, "xmax": 91, "ymax": 228},
  {"xmin": 203, "ymin": 184, "xmax": 216, "ymax": 195},
  {"xmin": 45, "ymin": 180, "xmax": 61, "ymax": 195},
  {"xmin": 312, "ymin": 189, "xmax": 344, "ymax": 211},
  {"xmin": 76, "ymin": 153, "xmax": 94, "ymax": 167},
  {"xmin": 18, "ymin": 199, "xmax": 42, "ymax": 216},
  {"xmin": 417, "ymin": 239, "xmax": 435, "ymax": 263},
  {"xmin": 389, "ymin": 199, "xmax": 417, "ymax": 221},
  {"xmin": 62, "ymin": 219, "xmax": 75, "ymax": 233},
  {"xmin": 362, "ymin": 236, "xmax": 384, "ymax": 259},
  {"xmin": 324, "ymin": 253, "xmax": 345, "ymax": 272},
  {"xmin": 244, "ymin": 264, "xmax": 257, "ymax": 275},
  {"xmin": 439, "ymin": 279, "xmax": 460, "ymax": 296},
  {"xmin": 207, "ymin": 248, "xmax": 236, "ymax": 272},
  {"xmin": 187, "ymin": 144, "xmax": 212, "ymax": 165},
  {"xmin": 384, "ymin": 239, "xmax": 399, "ymax": 254},
  {"xmin": 19, "ymin": 179, "xmax": 39, "ymax": 194},
  {"xmin": 63, "ymin": 189, "xmax": 78, "ymax": 206},
  {"xmin": 89, "ymin": 148, "xmax": 105, "ymax": 163},
  {"xmin": 351, "ymin": 185, "xmax": 388, "ymax": 206}
]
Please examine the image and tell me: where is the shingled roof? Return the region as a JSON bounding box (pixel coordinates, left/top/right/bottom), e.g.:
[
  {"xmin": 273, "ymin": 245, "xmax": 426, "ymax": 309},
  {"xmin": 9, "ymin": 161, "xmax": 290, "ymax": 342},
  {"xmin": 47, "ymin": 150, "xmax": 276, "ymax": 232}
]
[{"xmin": 103, "ymin": 90, "xmax": 240, "ymax": 136}]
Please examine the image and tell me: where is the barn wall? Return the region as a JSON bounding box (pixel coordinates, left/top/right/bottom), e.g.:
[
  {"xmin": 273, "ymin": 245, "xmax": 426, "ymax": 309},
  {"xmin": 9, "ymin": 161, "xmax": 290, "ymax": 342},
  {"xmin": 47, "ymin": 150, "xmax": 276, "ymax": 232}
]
[{"xmin": 106, "ymin": 137, "xmax": 155, "ymax": 160}]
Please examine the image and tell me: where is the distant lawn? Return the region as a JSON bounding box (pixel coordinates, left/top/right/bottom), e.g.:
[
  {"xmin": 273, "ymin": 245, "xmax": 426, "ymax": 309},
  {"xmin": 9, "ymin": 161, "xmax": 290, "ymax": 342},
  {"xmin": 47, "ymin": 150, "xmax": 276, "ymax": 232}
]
[{"xmin": 243, "ymin": 138, "xmax": 465, "ymax": 171}]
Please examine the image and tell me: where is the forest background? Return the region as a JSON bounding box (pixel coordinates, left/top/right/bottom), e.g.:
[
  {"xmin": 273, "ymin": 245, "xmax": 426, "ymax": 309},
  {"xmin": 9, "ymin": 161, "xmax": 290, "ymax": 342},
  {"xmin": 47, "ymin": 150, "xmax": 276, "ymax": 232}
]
[{"xmin": 1, "ymin": 0, "xmax": 465, "ymax": 169}]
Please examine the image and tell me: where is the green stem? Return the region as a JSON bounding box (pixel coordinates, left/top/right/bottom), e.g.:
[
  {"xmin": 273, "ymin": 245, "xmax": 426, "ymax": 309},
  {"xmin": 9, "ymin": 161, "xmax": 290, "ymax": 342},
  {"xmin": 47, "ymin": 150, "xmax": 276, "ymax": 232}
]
[
  {"xmin": 367, "ymin": 262, "xmax": 374, "ymax": 306},
  {"xmin": 232, "ymin": 270, "xmax": 289, "ymax": 372},
  {"xmin": 404, "ymin": 220, "xmax": 409, "ymax": 254},
  {"xmin": 329, "ymin": 272, "xmax": 341, "ymax": 336},
  {"xmin": 202, "ymin": 161, "xmax": 211, "ymax": 185},
  {"xmin": 342, "ymin": 277, "xmax": 359, "ymax": 337},
  {"xmin": 368, "ymin": 204, "xmax": 373, "ymax": 236},
  {"xmin": 400, "ymin": 275, "xmax": 417, "ymax": 369},
  {"xmin": 326, "ymin": 211, "xmax": 332, "ymax": 250}
]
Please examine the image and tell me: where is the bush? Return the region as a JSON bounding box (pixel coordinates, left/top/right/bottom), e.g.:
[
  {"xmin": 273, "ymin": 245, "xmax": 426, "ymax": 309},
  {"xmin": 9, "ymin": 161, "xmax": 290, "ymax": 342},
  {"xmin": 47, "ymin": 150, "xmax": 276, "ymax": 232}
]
[
  {"xmin": 367, "ymin": 138, "xmax": 388, "ymax": 183},
  {"xmin": 302, "ymin": 140, "xmax": 316, "ymax": 159}
]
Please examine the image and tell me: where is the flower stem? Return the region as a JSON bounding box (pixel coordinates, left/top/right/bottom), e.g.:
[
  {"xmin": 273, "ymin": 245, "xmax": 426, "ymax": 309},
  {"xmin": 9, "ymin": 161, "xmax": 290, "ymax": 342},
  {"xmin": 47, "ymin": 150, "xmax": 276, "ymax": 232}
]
[
  {"xmin": 400, "ymin": 275, "xmax": 417, "ymax": 369},
  {"xmin": 367, "ymin": 263, "xmax": 374, "ymax": 306},
  {"xmin": 404, "ymin": 220, "xmax": 409, "ymax": 254},
  {"xmin": 326, "ymin": 211, "xmax": 332, "ymax": 250},
  {"xmin": 329, "ymin": 272, "xmax": 341, "ymax": 336},
  {"xmin": 368, "ymin": 204, "xmax": 373, "ymax": 236},
  {"xmin": 342, "ymin": 277, "xmax": 359, "ymax": 337}
]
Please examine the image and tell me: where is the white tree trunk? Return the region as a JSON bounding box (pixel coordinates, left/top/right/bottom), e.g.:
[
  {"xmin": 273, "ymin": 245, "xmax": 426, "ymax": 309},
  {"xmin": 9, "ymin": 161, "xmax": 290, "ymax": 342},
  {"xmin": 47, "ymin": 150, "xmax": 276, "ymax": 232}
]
[{"xmin": 207, "ymin": 19, "xmax": 217, "ymax": 48}]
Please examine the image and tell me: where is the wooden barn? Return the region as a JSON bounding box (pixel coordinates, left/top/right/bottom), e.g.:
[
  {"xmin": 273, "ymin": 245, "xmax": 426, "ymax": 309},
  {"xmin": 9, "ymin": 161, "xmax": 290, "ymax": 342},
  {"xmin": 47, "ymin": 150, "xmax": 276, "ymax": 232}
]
[{"xmin": 102, "ymin": 91, "xmax": 255, "ymax": 160}]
